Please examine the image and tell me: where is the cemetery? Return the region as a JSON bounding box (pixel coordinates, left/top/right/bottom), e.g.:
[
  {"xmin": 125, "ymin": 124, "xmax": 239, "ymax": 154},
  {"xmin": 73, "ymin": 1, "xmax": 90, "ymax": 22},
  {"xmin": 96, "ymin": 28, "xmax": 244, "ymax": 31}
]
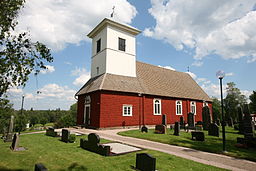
[{"xmin": 0, "ymin": 132, "xmax": 225, "ymax": 170}]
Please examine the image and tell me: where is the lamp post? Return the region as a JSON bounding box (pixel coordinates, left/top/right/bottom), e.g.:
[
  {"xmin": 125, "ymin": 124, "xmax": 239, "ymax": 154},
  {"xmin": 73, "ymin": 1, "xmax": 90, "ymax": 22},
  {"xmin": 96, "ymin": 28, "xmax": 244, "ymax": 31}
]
[
  {"xmin": 21, "ymin": 95, "xmax": 25, "ymax": 115},
  {"xmin": 216, "ymin": 70, "xmax": 226, "ymax": 152}
]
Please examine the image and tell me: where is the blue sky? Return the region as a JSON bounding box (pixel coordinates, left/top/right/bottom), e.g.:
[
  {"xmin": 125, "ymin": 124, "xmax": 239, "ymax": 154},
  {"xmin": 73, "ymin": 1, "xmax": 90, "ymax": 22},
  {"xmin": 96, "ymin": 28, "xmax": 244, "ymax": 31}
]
[{"xmin": 7, "ymin": 0, "xmax": 256, "ymax": 110}]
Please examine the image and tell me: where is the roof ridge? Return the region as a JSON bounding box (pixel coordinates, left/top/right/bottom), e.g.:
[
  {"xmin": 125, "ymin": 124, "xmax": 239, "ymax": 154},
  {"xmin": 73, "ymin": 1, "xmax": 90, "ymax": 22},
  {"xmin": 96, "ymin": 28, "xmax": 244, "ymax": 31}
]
[{"xmin": 99, "ymin": 73, "xmax": 107, "ymax": 90}]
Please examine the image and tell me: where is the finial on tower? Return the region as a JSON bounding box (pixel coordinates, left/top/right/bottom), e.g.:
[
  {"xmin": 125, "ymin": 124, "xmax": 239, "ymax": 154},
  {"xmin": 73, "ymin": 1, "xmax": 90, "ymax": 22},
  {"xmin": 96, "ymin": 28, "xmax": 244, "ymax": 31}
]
[
  {"xmin": 187, "ymin": 66, "xmax": 190, "ymax": 72},
  {"xmin": 110, "ymin": 6, "xmax": 115, "ymax": 18}
]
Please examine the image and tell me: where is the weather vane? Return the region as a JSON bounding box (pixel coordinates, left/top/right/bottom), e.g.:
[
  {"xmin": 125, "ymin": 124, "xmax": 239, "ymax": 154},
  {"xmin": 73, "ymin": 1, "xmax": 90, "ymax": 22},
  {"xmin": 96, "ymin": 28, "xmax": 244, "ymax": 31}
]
[{"xmin": 111, "ymin": 6, "xmax": 115, "ymax": 18}]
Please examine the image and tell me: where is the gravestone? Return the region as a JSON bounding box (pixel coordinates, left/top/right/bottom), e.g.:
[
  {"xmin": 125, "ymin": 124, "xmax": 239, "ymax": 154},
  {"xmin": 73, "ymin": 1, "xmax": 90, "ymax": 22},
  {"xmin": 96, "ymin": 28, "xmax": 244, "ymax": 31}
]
[
  {"xmin": 187, "ymin": 113, "xmax": 195, "ymax": 129},
  {"xmin": 61, "ymin": 129, "xmax": 70, "ymax": 143},
  {"xmin": 180, "ymin": 116, "xmax": 184, "ymax": 129},
  {"xmin": 202, "ymin": 106, "xmax": 211, "ymax": 130},
  {"xmin": 136, "ymin": 153, "xmax": 156, "ymax": 171},
  {"xmin": 80, "ymin": 133, "xmax": 111, "ymax": 156},
  {"xmin": 208, "ymin": 123, "xmax": 219, "ymax": 137},
  {"xmin": 243, "ymin": 104, "xmax": 255, "ymax": 139},
  {"xmin": 237, "ymin": 106, "xmax": 244, "ymax": 133},
  {"xmin": 216, "ymin": 119, "xmax": 220, "ymax": 126},
  {"xmin": 4, "ymin": 115, "xmax": 14, "ymax": 142},
  {"xmin": 35, "ymin": 163, "xmax": 48, "ymax": 171},
  {"xmin": 191, "ymin": 131, "xmax": 205, "ymax": 141},
  {"xmin": 10, "ymin": 133, "xmax": 19, "ymax": 151},
  {"xmin": 154, "ymin": 124, "xmax": 166, "ymax": 134},
  {"xmin": 174, "ymin": 122, "xmax": 180, "ymax": 136},
  {"xmin": 141, "ymin": 125, "xmax": 148, "ymax": 133},
  {"xmin": 162, "ymin": 114, "xmax": 167, "ymax": 126}
]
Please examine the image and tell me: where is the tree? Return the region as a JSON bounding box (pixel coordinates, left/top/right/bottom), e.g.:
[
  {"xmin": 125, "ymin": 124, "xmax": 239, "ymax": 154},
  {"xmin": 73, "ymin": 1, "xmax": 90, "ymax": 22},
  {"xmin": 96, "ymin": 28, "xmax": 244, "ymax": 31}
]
[
  {"xmin": 224, "ymin": 82, "xmax": 247, "ymax": 122},
  {"xmin": 212, "ymin": 97, "xmax": 221, "ymax": 121},
  {"xmin": 0, "ymin": 0, "xmax": 53, "ymax": 95},
  {"xmin": 0, "ymin": 98, "xmax": 14, "ymax": 134},
  {"xmin": 249, "ymin": 91, "xmax": 256, "ymax": 113}
]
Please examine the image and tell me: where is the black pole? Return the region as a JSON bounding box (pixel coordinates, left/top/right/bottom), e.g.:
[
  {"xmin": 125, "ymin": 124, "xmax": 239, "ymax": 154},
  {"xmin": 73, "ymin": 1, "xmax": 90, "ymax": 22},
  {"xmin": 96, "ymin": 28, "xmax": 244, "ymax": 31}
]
[
  {"xmin": 219, "ymin": 78, "xmax": 226, "ymax": 152},
  {"xmin": 21, "ymin": 95, "xmax": 25, "ymax": 115}
]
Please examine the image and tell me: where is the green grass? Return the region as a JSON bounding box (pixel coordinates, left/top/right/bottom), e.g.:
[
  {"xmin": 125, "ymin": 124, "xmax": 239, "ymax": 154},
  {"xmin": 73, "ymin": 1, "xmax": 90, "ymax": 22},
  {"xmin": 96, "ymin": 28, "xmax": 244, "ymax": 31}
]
[
  {"xmin": 118, "ymin": 127, "xmax": 256, "ymax": 162},
  {"xmin": 0, "ymin": 133, "xmax": 227, "ymax": 170}
]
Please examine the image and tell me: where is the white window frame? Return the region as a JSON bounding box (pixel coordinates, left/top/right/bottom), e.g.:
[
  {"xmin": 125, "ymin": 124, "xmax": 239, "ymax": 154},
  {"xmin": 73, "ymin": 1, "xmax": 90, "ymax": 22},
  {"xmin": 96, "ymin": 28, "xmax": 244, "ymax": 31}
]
[
  {"xmin": 153, "ymin": 99, "xmax": 161, "ymax": 115},
  {"xmin": 176, "ymin": 100, "xmax": 183, "ymax": 115},
  {"xmin": 122, "ymin": 105, "xmax": 132, "ymax": 116},
  {"xmin": 203, "ymin": 102, "xmax": 208, "ymax": 107},
  {"xmin": 190, "ymin": 101, "xmax": 196, "ymax": 115}
]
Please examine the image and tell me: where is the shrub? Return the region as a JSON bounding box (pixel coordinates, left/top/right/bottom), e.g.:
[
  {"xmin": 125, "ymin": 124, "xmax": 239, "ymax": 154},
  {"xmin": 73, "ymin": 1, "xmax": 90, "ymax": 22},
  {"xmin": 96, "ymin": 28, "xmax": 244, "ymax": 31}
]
[
  {"xmin": 234, "ymin": 124, "xmax": 239, "ymax": 130},
  {"xmin": 69, "ymin": 134, "xmax": 76, "ymax": 143}
]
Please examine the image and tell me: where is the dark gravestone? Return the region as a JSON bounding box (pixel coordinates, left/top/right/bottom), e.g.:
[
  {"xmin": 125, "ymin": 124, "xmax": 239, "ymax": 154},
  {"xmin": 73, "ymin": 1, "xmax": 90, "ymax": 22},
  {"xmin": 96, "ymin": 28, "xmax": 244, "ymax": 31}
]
[
  {"xmin": 202, "ymin": 106, "xmax": 211, "ymax": 130},
  {"xmin": 187, "ymin": 113, "xmax": 195, "ymax": 129},
  {"xmin": 80, "ymin": 133, "xmax": 110, "ymax": 156},
  {"xmin": 61, "ymin": 129, "xmax": 70, "ymax": 143},
  {"xmin": 191, "ymin": 131, "xmax": 205, "ymax": 141},
  {"xmin": 180, "ymin": 116, "xmax": 184, "ymax": 129},
  {"xmin": 35, "ymin": 163, "xmax": 48, "ymax": 171},
  {"xmin": 141, "ymin": 125, "xmax": 148, "ymax": 133},
  {"xmin": 162, "ymin": 114, "xmax": 167, "ymax": 126},
  {"xmin": 5, "ymin": 115, "xmax": 14, "ymax": 142},
  {"xmin": 10, "ymin": 133, "xmax": 19, "ymax": 151},
  {"xmin": 174, "ymin": 122, "xmax": 180, "ymax": 136},
  {"xmin": 216, "ymin": 119, "xmax": 220, "ymax": 126},
  {"xmin": 237, "ymin": 106, "xmax": 244, "ymax": 134},
  {"xmin": 243, "ymin": 104, "xmax": 255, "ymax": 139},
  {"xmin": 155, "ymin": 124, "xmax": 166, "ymax": 134},
  {"xmin": 136, "ymin": 153, "xmax": 156, "ymax": 171},
  {"xmin": 208, "ymin": 123, "xmax": 219, "ymax": 137}
]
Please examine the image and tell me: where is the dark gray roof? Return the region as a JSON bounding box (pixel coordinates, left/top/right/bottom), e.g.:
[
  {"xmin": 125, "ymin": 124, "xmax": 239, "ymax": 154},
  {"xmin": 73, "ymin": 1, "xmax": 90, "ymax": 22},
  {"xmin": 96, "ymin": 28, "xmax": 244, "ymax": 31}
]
[{"xmin": 76, "ymin": 61, "xmax": 212, "ymax": 102}]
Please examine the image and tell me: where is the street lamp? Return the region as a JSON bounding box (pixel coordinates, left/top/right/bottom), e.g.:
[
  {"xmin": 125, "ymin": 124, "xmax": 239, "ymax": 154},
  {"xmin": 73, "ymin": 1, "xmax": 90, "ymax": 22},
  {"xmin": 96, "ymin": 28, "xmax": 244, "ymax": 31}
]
[
  {"xmin": 21, "ymin": 95, "xmax": 25, "ymax": 115},
  {"xmin": 216, "ymin": 70, "xmax": 226, "ymax": 152}
]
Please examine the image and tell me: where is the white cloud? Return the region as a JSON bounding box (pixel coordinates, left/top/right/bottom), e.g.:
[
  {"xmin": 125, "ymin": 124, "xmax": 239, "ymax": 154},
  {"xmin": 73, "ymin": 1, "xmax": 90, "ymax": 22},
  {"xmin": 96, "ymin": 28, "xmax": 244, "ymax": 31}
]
[
  {"xmin": 225, "ymin": 72, "xmax": 234, "ymax": 77},
  {"xmin": 40, "ymin": 65, "xmax": 55, "ymax": 74},
  {"xmin": 145, "ymin": 0, "xmax": 256, "ymax": 62},
  {"xmin": 192, "ymin": 61, "xmax": 203, "ymax": 67},
  {"xmin": 17, "ymin": 0, "xmax": 137, "ymax": 51},
  {"xmin": 71, "ymin": 67, "xmax": 91, "ymax": 86},
  {"xmin": 158, "ymin": 65, "xmax": 175, "ymax": 71}
]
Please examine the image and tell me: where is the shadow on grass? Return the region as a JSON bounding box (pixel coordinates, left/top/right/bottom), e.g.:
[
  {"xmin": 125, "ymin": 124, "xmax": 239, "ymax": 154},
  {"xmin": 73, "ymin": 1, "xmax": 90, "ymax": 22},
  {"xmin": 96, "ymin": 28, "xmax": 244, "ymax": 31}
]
[{"xmin": 0, "ymin": 167, "xmax": 27, "ymax": 171}]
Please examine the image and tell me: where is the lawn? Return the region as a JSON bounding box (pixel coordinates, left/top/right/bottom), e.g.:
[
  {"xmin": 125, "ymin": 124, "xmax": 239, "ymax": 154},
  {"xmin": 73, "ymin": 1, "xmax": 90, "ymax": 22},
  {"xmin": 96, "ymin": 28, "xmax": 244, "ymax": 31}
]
[
  {"xmin": 118, "ymin": 127, "xmax": 256, "ymax": 161},
  {"xmin": 0, "ymin": 133, "xmax": 227, "ymax": 170}
]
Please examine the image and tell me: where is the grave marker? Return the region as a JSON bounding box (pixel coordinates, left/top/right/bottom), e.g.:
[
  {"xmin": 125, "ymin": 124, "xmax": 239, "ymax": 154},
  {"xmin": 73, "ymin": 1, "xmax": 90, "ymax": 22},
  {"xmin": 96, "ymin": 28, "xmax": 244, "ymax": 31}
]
[
  {"xmin": 4, "ymin": 115, "xmax": 14, "ymax": 142},
  {"xmin": 202, "ymin": 106, "xmax": 211, "ymax": 130},
  {"xmin": 61, "ymin": 129, "xmax": 70, "ymax": 143},
  {"xmin": 187, "ymin": 113, "xmax": 195, "ymax": 129},
  {"xmin": 208, "ymin": 123, "xmax": 219, "ymax": 137},
  {"xmin": 162, "ymin": 114, "xmax": 167, "ymax": 126},
  {"xmin": 35, "ymin": 163, "xmax": 48, "ymax": 171},
  {"xmin": 154, "ymin": 124, "xmax": 166, "ymax": 134},
  {"xmin": 10, "ymin": 133, "xmax": 26, "ymax": 151},
  {"xmin": 141, "ymin": 125, "xmax": 148, "ymax": 133},
  {"xmin": 180, "ymin": 116, "xmax": 184, "ymax": 129},
  {"xmin": 174, "ymin": 122, "xmax": 180, "ymax": 136},
  {"xmin": 136, "ymin": 153, "xmax": 156, "ymax": 171}
]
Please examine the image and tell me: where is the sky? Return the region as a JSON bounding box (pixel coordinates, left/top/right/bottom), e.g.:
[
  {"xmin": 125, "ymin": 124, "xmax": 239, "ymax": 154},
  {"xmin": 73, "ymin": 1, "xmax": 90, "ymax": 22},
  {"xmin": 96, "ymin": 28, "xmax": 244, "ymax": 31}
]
[{"xmin": 7, "ymin": 0, "xmax": 256, "ymax": 110}]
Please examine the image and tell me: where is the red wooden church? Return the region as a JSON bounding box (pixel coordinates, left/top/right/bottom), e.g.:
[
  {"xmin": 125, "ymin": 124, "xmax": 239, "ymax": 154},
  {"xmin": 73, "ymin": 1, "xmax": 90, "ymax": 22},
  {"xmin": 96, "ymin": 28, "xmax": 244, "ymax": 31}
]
[{"xmin": 75, "ymin": 18, "xmax": 212, "ymax": 129}]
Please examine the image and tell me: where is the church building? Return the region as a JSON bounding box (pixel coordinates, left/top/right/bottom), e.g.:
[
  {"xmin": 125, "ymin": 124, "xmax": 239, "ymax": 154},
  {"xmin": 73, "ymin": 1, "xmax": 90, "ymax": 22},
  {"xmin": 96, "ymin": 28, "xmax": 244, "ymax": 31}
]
[{"xmin": 75, "ymin": 18, "xmax": 212, "ymax": 129}]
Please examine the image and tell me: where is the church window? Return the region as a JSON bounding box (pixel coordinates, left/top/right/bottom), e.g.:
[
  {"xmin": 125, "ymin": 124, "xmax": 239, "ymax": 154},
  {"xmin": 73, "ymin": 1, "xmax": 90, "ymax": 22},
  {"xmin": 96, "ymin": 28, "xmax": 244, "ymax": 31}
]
[
  {"xmin": 123, "ymin": 105, "xmax": 132, "ymax": 116},
  {"xmin": 153, "ymin": 99, "xmax": 161, "ymax": 115},
  {"xmin": 176, "ymin": 100, "xmax": 182, "ymax": 115},
  {"xmin": 119, "ymin": 37, "xmax": 126, "ymax": 51},
  {"xmin": 96, "ymin": 39, "xmax": 101, "ymax": 53}
]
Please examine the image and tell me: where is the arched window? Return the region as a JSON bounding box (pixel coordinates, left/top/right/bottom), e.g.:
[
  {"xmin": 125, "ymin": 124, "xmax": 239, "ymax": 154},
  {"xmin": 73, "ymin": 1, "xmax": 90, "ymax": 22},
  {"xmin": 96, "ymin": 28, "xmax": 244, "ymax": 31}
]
[
  {"xmin": 176, "ymin": 100, "xmax": 182, "ymax": 115},
  {"xmin": 153, "ymin": 99, "xmax": 161, "ymax": 115},
  {"xmin": 190, "ymin": 101, "xmax": 196, "ymax": 115}
]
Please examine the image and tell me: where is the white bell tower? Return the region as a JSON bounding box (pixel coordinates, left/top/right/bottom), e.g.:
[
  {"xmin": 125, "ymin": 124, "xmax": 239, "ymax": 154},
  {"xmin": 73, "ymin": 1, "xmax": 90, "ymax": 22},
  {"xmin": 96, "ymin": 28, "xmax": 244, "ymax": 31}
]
[{"xmin": 88, "ymin": 18, "xmax": 141, "ymax": 78}]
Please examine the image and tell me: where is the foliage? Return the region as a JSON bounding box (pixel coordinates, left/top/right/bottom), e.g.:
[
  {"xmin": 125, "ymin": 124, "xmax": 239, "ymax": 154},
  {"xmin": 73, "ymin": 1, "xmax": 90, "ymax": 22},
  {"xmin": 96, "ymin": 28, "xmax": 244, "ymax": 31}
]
[
  {"xmin": 0, "ymin": 133, "xmax": 225, "ymax": 170},
  {"xmin": 249, "ymin": 91, "xmax": 256, "ymax": 113},
  {"xmin": 68, "ymin": 134, "xmax": 76, "ymax": 143},
  {"xmin": 54, "ymin": 112, "xmax": 76, "ymax": 128},
  {"xmin": 224, "ymin": 82, "xmax": 247, "ymax": 122},
  {"xmin": 14, "ymin": 111, "xmax": 27, "ymax": 133},
  {"xmin": 0, "ymin": 97, "xmax": 14, "ymax": 133},
  {"xmin": 0, "ymin": 0, "xmax": 53, "ymax": 95},
  {"xmin": 212, "ymin": 97, "xmax": 221, "ymax": 121}
]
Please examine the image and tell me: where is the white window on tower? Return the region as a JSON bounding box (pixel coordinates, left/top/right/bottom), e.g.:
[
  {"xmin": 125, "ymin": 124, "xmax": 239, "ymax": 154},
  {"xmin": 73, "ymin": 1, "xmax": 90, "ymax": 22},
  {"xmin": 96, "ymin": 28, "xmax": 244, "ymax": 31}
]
[
  {"xmin": 176, "ymin": 100, "xmax": 182, "ymax": 115},
  {"xmin": 153, "ymin": 99, "xmax": 161, "ymax": 115},
  {"xmin": 190, "ymin": 101, "xmax": 196, "ymax": 115},
  {"xmin": 123, "ymin": 105, "xmax": 132, "ymax": 116}
]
